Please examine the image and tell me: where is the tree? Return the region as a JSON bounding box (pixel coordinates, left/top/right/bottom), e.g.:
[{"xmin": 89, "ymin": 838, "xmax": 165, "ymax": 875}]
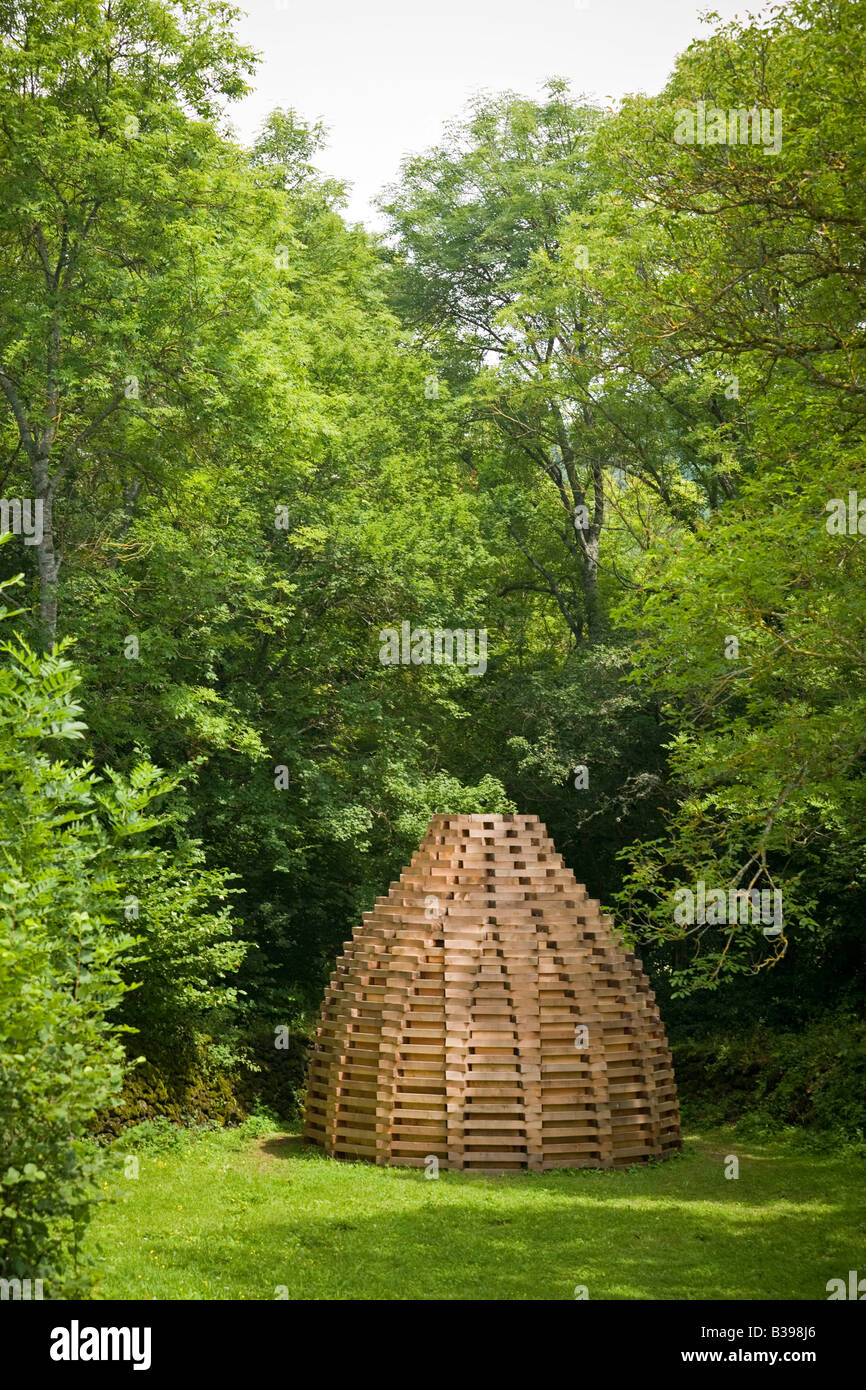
[
  {"xmin": 601, "ymin": 0, "xmax": 866, "ymax": 994},
  {"xmin": 381, "ymin": 81, "xmax": 732, "ymax": 643},
  {"xmin": 0, "ymin": 0, "xmax": 260, "ymax": 646}
]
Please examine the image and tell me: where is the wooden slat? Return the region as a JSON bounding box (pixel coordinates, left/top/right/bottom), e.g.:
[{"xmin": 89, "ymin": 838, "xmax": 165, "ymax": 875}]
[{"xmin": 303, "ymin": 814, "xmax": 681, "ymax": 1171}]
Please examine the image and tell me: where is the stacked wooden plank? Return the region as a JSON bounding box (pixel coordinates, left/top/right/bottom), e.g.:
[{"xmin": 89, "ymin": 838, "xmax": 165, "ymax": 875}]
[{"xmin": 304, "ymin": 813, "xmax": 681, "ymax": 1171}]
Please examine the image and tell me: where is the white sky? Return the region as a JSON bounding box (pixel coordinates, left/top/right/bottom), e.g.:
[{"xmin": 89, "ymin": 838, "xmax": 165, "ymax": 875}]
[{"xmin": 228, "ymin": 0, "xmax": 769, "ymax": 225}]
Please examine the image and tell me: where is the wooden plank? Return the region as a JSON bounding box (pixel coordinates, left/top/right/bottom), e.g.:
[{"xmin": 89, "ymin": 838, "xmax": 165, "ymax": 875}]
[{"xmin": 303, "ymin": 813, "xmax": 681, "ymax": 1171}]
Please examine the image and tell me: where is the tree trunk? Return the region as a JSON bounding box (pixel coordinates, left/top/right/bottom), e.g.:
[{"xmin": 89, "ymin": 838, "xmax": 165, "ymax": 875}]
[
  {"xmin": 580, "ymin": 529, "xmax": 604, "ymax": 642},
  {"xmin": 32, "ymin": 455, "xmax": 60, "ymax": 650},
  {"xmin": 572, "ymin": 454, "xmax": 606, "ymax": 643}
]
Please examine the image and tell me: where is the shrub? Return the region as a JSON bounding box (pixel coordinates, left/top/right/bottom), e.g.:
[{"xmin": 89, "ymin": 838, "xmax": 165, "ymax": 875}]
[
  {"xmin": 672, "ymin": 1012, "xmax": 866, "ymax": 1142},
  {"xmin": 113, "ymin": 830, "xmax": 247, "ymax": 1071},
  {"xmin": 0, "ymin": 575, "xmax": 246, "ymax": 1291},
  {"xmin": 0, "ymin": 615, "xmax": 144, "ymax": 1291}
]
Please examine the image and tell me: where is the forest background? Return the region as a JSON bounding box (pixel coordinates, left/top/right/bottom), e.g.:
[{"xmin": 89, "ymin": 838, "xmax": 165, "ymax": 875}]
[{"xmin": 1, "ymin": 0, "xmax": 864, "ymax": 1290}]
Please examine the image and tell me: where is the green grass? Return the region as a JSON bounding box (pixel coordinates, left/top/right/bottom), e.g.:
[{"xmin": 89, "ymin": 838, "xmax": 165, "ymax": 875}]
[{"xmin": 85, "ymin": 1122, "xmax": 866, "ymax": 1300}]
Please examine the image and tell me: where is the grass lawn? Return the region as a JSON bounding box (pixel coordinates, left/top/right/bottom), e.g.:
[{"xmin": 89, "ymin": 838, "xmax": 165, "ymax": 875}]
[{"xmin": 85, "ymin": 1121, "xmax": 865, "ymax": 1301}]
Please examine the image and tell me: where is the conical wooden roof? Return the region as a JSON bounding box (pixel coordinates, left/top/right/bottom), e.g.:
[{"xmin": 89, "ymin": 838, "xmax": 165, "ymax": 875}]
[{"xmin": 304, "ymin": 813, "xmax": 680, "ymax": 1171}]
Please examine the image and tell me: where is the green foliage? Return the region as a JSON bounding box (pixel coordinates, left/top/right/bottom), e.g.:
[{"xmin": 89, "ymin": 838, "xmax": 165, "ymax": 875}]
[
  {"xmin": 0, "ymin": 563, "xmax": 247, "ymax": 1286},
  {"xmin": 2, "ymin": 2, "xmax": 864, "ymax": 1285},
  {"xmin": 118, "ymin": 1117, "xmax": 192, "ymax": 1155},
  {"xmin": 674, "ymin": 1014, "xmax": 866, "ymax": 1144},
  {"xmin": 116, "ymin": 833, "xmax": 247, "ymax": 1060},
  {"xmin": 0, "ymin": 581, "xmax": 148, "ymax": 1290},
  {"xmin": 233, "ymin": 1028, "xmax": 311, "ymax": 1124},
  {"xmin": 602, "ymin": 0, "xmax": 866, "ymax": 992}
]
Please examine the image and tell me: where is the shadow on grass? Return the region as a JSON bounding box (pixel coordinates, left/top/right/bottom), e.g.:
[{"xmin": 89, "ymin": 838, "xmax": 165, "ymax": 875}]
[
  {"xmin": 136, "ymin": 1137, "xmax": 864, "ymax": 1301},
  {"xmin": 271, "ymin": 1137, "xmax": 860, "ymax": 1208},
  {"xmin": 259, "ymin": 1135, "xmax": 312, "ymax": 1161},
  {"xmin": 141, "ymin": 1202, "xmax": 856, "ymax": 1301}
]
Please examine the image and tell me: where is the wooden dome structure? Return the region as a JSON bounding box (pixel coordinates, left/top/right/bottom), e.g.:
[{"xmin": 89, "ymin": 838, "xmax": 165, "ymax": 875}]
[{"xmin": 304, "ymin": 814, "xmax": 680, "ymax": 1171}]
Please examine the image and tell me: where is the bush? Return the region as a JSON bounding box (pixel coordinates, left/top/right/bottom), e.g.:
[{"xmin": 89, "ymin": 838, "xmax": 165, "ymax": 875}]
[
  {"xmin": 673, "ymin": 1012, "xmax": 866, "ymax": 1142},
  {"xmin": 0, "ymin": 575, "xmax": 247, "ymax": 1291},
  {"xmin": 113, "ymin": 830, "xmax": 247, "ymax": 1072},
  {"xmin": 117, "ymin": 1117, "xmax": 195, "ymax": 1154},
  {"xmin": 0, "ymin": 616, "xmax": 143, "ymax": 1292}
]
